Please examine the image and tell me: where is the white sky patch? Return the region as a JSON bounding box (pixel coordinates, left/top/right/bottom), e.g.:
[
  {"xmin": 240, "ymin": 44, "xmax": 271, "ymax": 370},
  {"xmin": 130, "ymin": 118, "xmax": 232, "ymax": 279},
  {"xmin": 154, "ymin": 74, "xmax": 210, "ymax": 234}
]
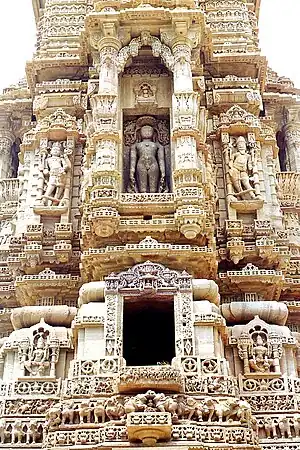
[{"xmin": 0, "ymin": 0, "xmax": 299, "ymax": 90}]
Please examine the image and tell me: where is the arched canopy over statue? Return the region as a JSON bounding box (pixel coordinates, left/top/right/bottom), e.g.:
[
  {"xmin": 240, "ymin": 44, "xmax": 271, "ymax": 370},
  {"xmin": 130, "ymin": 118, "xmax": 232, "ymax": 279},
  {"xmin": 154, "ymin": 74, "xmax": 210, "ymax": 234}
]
[{"xmin": 124, "ymin": 116, "xmax": 170, "ymax": 194}]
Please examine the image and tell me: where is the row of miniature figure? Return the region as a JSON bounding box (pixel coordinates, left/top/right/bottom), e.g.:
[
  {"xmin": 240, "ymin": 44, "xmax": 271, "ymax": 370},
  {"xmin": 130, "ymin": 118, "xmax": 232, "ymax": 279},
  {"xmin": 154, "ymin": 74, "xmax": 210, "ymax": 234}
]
[
  {"xmin": 45, "ymin": 391, "xmax": 252, "ymax": 429},
  {"xmin": 0, "ymin": 419, "xmax": 42, "ymax": 444},
  {"xmin": 259, "ymin": 415, "xmax": 300, "ymax": 439}
]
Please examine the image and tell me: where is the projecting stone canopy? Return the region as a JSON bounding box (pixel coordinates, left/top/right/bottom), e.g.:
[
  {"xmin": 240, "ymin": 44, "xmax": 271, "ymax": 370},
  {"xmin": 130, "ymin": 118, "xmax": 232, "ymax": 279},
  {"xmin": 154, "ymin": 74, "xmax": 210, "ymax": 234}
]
[{"xmin": 78, "ymin": 260, "xmax": 219, "ymax": 305}]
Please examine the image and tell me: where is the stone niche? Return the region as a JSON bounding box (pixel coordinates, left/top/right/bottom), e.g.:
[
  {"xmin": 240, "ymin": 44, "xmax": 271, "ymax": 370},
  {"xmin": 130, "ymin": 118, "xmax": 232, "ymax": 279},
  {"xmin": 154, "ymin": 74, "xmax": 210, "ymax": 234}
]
[
  {"xmin": 121, "ymin": 51, "xmax": 172, "ymax": 195},
  {"xmin": 1, "ymin": 319, "xmax": 72, "ymax": 381},
  {"xmin": 123, "ymin": 115, "xmax": 171, "ymax": 193},
  {"xmin": 229, "ymin": 316, "xmax": 297, "ymax": 379},
  {"xmin": 120, "ymin": 55, "xmax": 171, "ymax": 112}
]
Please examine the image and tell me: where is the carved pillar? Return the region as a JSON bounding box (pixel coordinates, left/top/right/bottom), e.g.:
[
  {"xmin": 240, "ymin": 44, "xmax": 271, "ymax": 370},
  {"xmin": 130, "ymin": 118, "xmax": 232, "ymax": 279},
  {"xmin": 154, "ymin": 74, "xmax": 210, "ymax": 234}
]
[
  {"xmin": 284, "ymin": 123, "xmax": 300, "ymax": 172},
  {"xmin": 172, "ymin": 42, "xmax": 193, "ymax": 94},
  {"xmin": 269, "ymin": 332, "xmax": 282, "ymax": 374},
  {"xmin": 105, "ymin": 293, "xmax": 123, "ymax": 357},
  {"xmin": 49, "ymin": 336, "xmax": 59, "ymax": 378},
  {"xmin": 171, "ymin": 38, "xmax": 198, "ymax": 170},
  {"xmin": 237, "ymin": 334, "xmax": 251, "ymax": 375},
  {"xmin": 87, "ymin": 35, "xmax": 122, "ymax": 237},
  {"xmin": 174, "ymin": 292, "xmax": 195, "ymax": 356},
  {"xmin": 0, "ymin": 112, "xmax": 15, "ymax": 179},
  {"xmin": 221, "ymin": 132, "xmax": 235, "ymax": 203},
  {"xmin": 98, "ymin": 40, "xmax": 119, "ymax": 95},
  {"xmin": 170, "ymin": 38, "xmax": 207, "ymax": 239},
  {"xmin": 36, "ymin": 138, "xmax": 48, "ymax": 203},
  {"xmin": 0, "ymin": 353, "xmax": 4, "ymax": 379}
]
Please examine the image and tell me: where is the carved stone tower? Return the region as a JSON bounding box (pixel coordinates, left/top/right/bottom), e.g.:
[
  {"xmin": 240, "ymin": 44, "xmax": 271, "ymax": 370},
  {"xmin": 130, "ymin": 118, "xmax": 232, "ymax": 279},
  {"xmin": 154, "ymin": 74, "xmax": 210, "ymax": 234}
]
[{"xmin": 0, "ymin": 1, "xmax": 299, "ymax": 450}]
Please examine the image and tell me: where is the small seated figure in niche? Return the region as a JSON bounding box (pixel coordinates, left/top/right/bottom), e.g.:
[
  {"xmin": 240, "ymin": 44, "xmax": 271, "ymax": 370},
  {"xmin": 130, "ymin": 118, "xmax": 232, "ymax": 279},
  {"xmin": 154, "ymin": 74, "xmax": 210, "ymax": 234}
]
[
  {"xmin": 134, "ymin": 82, "xmax": 157, "ymax": 105},
  {"xmin": 129, "ymin": 124, "xmax": 167, "ymax": 193},
  {"xmin": 41, "ymin": 141, "xmax": 71, "ymax": 206},
  {"xmin": 229, "ymin": 136, "xmax": 256, "ymax": 200},
  {"xmin": 24, "ymin": 332, "xmax": 50, "ymax": 376},
  {"xmin": 139, "ymin": 83, "xmax": 153, "ymax": 99},
  {"xmin": 249, "ymin": 334, "xmax": 273, "ymax": 373}
]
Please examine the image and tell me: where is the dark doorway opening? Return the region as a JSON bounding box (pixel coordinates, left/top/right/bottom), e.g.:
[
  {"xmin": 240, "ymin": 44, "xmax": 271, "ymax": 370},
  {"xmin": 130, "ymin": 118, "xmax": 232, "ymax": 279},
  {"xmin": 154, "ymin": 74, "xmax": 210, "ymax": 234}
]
[{"xmin": 123, "ymin": 297, "xmax": 175, "ymax": 366}]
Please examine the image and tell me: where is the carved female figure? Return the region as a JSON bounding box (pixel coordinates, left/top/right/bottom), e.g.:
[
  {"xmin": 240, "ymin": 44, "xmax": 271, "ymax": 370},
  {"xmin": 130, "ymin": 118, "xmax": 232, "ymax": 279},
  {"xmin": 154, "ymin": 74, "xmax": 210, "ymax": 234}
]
[
  {"xmin": 249, "ymin": 334, "xmax": 273, "ymax": 373},
  {"xmin": 24, "ymin": 333, "xmax": 50, "ymax": 376}
]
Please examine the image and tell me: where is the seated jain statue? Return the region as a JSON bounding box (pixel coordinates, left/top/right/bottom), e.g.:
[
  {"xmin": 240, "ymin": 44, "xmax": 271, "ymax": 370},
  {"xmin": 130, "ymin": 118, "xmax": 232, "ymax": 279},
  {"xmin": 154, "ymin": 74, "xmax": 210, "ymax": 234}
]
[
  {"xmin": 24, "ymin": 331, "xmax": 50, "ymax": 376},
  {"xmin": 127, "ymin": 123, "xmax": 168, "ymax": 193}
]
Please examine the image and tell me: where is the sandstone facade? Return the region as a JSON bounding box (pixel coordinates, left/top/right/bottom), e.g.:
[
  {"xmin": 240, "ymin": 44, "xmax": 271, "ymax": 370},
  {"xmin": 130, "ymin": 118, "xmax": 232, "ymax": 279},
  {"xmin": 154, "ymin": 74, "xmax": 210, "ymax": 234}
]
[{"xmin": 0, "ymin": 1, "xmax": 299, "ymax": 450}]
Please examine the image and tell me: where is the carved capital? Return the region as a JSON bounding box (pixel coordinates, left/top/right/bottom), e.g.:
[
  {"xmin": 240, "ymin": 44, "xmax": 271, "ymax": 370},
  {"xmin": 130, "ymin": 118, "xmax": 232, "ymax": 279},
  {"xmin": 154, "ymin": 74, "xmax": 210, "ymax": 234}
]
[
  {"xmin": 98, "ymin": 37, "xmax": 122, "ymax": 54},
  {"xmin": 161, "ymin": 25, "xmax": 200, "ymax": 50},
  {"xmin": 284, "ymin": 106, "xmax": 300, "ymax": 125},
  {"xmin": 89, "ymin": 31, "xmax": 103, "ymax": 51},
  {"xmin": 0, "ymin": 112, "xmax": 14, "ymax": 144}
]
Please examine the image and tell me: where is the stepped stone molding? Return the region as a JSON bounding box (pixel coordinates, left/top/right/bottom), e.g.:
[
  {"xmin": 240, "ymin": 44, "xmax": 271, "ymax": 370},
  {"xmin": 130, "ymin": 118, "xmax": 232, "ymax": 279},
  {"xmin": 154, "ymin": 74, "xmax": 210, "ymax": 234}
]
[{"xmin": 0, "ymin": 1, "xmax": 299, "ymax": 450}]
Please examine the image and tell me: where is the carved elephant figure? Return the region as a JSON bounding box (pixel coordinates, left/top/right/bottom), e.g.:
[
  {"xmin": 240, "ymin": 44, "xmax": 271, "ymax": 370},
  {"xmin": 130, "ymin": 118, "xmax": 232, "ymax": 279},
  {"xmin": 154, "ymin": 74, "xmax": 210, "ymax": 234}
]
[
  {"xmin": 45, "ymin": 406, "xmax": 61, "ymax": 429},
  {"xmin": 175, "ymin": 395, "xmax": 201, "ymax": 421},
  {"xmin": 79, "ymin": 401, "xmax": 92, "ymax": 424},
  {"xmin": 61, "ymin": 400, "xmax": 74, "ymax": 425},
  {"xmin": 203, "ymin": 398, "xmax": 251, "ymax": 423},
  {"xmin": 279, "ymin": 417, "xmax": 292, "ymax": 438},
  {"xmin": 36, "ymin": 401, "xmax": 50, "ymax": 414},
  {"xmin": 132, "ymin": 393, "xmax": 149, "ymax": 411},
  {"xmin": 12, "ymin": 420, "xmax": 24, "ymax": 444},
  {"xmin": 123, "ymin": 393, "xmax": 148, "ymax": 415},
  {"xmin": 0, "ymin": 418, "xmax": 6, "ymax": 444},
  {"xmin": 123, "ymin": 397, "xmax": 137, "ymax": 415},
  {"xmin": 293, "ymin": 415, "xmax": 300, "ymax": 437},
  {"xmin": 233, "ymin": 400, "xmax": 252, "ymax": 423},
  {"xmin": 94, "ymin": 399, "xmax": 106, "ymax": 424},
  {"xmin": 105, "ymin": 397, "xmax": 125, "ymax": 421},
  {"xmin": 219, "ymin": 398, "xmax": 251, "ymax": 423},
  {"xmin": 18, "ymin": 401, "xmax": 31, "ymax": 414},
  {"xmin": 264, "ymin": 417, "xmax": 277, "ymax": 438},
  {"xmin": 202, "ymin": 397, "xmax": 218, "ymax": 422},
  {"xmin": 153, "ymin": 393, "xmax": 178, "ymax": 418},
  {"xmin": 26, "ymin": 420, "xmax": 40, "ymax": 444}
]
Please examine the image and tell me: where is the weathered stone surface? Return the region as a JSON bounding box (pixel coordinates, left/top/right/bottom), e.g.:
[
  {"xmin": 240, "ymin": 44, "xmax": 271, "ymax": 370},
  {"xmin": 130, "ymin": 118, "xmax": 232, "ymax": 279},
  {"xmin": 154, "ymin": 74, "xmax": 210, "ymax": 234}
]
[{"xmin": 0, "ymin": 2, "xmax": 299, "ymax": 450}]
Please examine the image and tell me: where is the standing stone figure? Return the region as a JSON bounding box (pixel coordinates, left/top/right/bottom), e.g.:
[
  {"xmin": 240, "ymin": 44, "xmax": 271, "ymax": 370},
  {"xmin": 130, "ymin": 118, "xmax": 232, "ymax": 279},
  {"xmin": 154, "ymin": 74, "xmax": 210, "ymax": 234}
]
[
  {"xmin": 99, "ymin": 55, "xmax": 118, "ymax": 95},
  {"xmin": 41, "ymin": 141, "xmax": 71, "ymax": 206},
  {"xmin": 229, "ymin": 136, "xmax": 256, "ymax": 199},
  {"xmin": 173, "ymin": 55, "xmax": 193, "ymax": 93},
  {"xmin": 128, "ymin": 125, "xmax": 166, "ymax": 193}
]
